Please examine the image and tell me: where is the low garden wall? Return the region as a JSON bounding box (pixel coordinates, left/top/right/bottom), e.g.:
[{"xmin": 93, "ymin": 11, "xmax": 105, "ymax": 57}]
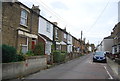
[
  {"xmin": 107, "ymin": 57, "xmax": 120, "ymax": 78},
  {"xmin": 2, "ymin": 56, "xmax": 47, "ymax": 80}
]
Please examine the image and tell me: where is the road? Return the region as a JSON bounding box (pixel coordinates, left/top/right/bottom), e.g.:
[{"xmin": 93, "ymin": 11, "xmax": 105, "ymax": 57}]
[{"xmin": 23, "ymin": 53, "xmax": 118, "ymax": 79}]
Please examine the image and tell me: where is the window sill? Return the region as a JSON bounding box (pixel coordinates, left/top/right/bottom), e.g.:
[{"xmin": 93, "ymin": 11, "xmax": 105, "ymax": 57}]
[
  {"xmin": 56, "ymin": 36, "xmax": 58, "ymax": 39},
  {"xmin": 22, "ymin": 44, "xmax": 28, "ymax": 46},
  {"xmin": 20, "ymin": 23, "xmax": 28, "ymax": 28},
  {"xmin": 47, "ymin": 31, "xmax": 51, "ymax": 33}
]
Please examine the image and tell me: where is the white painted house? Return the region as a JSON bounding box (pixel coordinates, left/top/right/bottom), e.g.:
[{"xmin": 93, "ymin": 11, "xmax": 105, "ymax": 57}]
[
  {"xmin": 67, "ymin": 33, "xmax": 73, "ymax": 53},
  {"xmin": 38, "ymin": 16, "xmax": 53, "ymax": 55},
  {"xmin": 102, "ymin": 37, "xmax": 114, "ymax": 53},
  {"xmin": 97, "ymin": 36, "xmax": 114, "ymax": 53}
]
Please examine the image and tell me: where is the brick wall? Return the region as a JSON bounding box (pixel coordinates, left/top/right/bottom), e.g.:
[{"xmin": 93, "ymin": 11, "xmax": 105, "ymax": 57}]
[
  {"xmin": 2, "ymin": 2, "xmax": 39, "ymax": 53},
  {"xmin": 57, "ymin": 29, "xmax": 62, "ymax": 42},
  {"xmin": 2, "ymin": 2, "xmax": 21, "ymax": 47},
  {"xmin": 38, "ymin": 36, "xmax": 45, "ymax": 55}
]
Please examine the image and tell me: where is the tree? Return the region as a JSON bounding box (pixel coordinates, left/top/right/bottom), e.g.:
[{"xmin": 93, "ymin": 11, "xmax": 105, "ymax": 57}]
[
  {"xmin": 90, "ymin": 44, "xmax": 95, "ymax": 52},
  {"xmin": 33, "ymin": 43, "xmax": 44, "ymax": 55}
]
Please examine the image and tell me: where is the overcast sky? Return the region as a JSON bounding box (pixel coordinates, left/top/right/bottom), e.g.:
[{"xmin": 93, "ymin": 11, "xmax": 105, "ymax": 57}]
[{"xmin": 19, "ymin": 0, "xmax": 119, "ymax": 46}]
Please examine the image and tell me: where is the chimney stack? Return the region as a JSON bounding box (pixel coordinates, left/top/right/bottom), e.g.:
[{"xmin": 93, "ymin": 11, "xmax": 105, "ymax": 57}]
[
  {"xmin": 32, "ymin": 5, "xmax": 40, "ymax": 15},
  {"xmin": 53, "ymin": 22, "xmax": 58, "ymax": 26}
]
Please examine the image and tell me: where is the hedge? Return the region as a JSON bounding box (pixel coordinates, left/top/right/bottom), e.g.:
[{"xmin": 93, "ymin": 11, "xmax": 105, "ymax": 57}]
[
  {"xmin": 53, "ymin": 51, "xmax": 66, "ymax": 63},
  {"xmin": 2, "ymin": 44, "xmax": 25, "ymax": 63}
]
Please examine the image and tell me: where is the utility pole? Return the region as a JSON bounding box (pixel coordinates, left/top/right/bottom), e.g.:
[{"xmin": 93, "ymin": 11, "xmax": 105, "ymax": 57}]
[
  {"xmin": 81, "ymin": 31, "xmax": 83, "ymax": 54},
  {"xmin": 84, "ymin": 37, "xmax": 86, "ymax": 54},
  {"xmin": 81, "ymin": 31, "xmax": 83, "ymax": 41}
]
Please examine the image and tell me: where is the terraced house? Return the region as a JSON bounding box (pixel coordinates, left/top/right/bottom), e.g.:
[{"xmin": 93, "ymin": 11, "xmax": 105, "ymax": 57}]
[
  {"xmin": 111, "ymin": 22, "xmax": 120, "ymax": 58},
  {"xmin": 53, "ymin": 24, "xmax": 68, "ymax": 52},
  {"xmin": 38, "ymin": 16, "xmax": 53, "ymax": 62},
  {"xmin": 2, "ymin": 1, "xmax": 84, "ymax": 57},
  {"xmin": 67, "ymin": 33, "xmax": 73, "ymax": 53},
  {"xmin": 2, "ymin": 2, "xmax": 40, "ymax": 53},
  {"xmin": 72, "ymin": 36, "xmax": 80, "ymax": 53},
  {"xmin": 53, "ymin": 22, "xmax": 83, "ymax": 55}
]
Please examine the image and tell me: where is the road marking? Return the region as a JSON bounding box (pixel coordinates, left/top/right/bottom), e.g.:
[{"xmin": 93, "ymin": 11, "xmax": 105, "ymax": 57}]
[
  {"xmin": 104, "ymin": 66, "xmax": 113, "ymax": 79},
  {"xmin": 88, "ymin": 60, "xmax": 93, "ymax": 64},
  {"xmin": 92, "ymin": 62, "xmax": 96, "ymax": 64},
  {"xmin": 88, "ymin": 60, "xmax": 97, "ymax": 64},
  {"xmin": 89, "ymin": 60, "xmax": 97, "ymax": 64},
  {"xmin": 101, "ymin": 64, "xmax": 106, "ymax": 66}
]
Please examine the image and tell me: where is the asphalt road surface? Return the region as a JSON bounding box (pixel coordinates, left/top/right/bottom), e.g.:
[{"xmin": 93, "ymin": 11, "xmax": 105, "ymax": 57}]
[{"xmin": 24, "ymin": 53, "xmax": 119, "ymax": 79}]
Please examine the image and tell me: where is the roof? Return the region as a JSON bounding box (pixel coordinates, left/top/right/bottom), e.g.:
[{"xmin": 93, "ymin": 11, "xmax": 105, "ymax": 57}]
[
  {"xmin": 112, "ymin": 45, "xmax": 117, "ymax": 47},
  {"xmin": 60, "ymin": 41, "xmax": 67, "ymax": 45},
  {"xmin": 15, "ymin": 1, "xmax": 40, "ymax": 16},
  {"xmin": 72, "ymin": 35, "xmax": 79, "ymax": 41},
  {"xmin": 113, "ymin": 22, "xmax": 120, "ymax": 30},
  {"xmin": 39, "ymin": 34, "xmax": 52, "ymax": 42},
  {"xmin": 104, "ymin": 36, "xmax": 114, "ymax": 39},
  {"xmin": 40, "ymin": 16, "xmax": 78, "ymax": 40}
]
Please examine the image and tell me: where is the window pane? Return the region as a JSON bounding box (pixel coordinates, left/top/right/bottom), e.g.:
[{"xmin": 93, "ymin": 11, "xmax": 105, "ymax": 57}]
[
  {"xmin": 46, "ymin": 22, "xmax": 50, "ymax": 32},
  {"xmin": 55, "ymin": 29, "xmax": 58, "ymax": 38},
  {"xmin": 20, "ymin": 10, "xmax": 27, "ymax": 26},
  {"xmin": 21, "ymin": 11, "xmax": 25, "ymax": 18},
  {"xmin": 20, "ymin": 18, "xmax": 26, "ymax": 25},
  {"xmin": 64, "ymin": 33, "xmax": 66, "ymax": 39},
  {"xmin": 21, "ymin": 10, "xmax": 27, "ymax": 18},
  {"xmin": 119, "ymin": 45, "xmax": 120, "ymax": 52}
]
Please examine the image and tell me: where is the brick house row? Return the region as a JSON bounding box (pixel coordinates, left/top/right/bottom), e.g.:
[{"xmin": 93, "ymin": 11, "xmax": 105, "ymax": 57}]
[
  {"xmin": 2, "ymin": 1, "xmax": 87, "ymax": 60},
  {"xmin": 97, "ymin": 1, "xmax": 120, "ymax": 59},
  {"xmin": 97, "ymin": 22, "xmax": 120, "ymax": 59},
  {"xmin": 111, "ymin": 22, "xmax": 120, "ymax": 58},
  {"xmin": 111, "ymin": 1, "xmax": 120, "ymax": 58},
  {"xmin": 2, "ymin": 2, "xmax": 40, "ymax": 54}
]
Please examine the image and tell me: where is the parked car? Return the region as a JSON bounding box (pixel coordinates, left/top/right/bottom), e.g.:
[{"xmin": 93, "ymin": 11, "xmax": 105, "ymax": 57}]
[{"xmin": 93, "ymin": 51, "xmax": 107, "ymax": 63}]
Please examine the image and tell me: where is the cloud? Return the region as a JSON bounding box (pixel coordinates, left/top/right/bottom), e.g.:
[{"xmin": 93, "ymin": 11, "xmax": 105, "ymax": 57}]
[
  {"xmin": 50, "ymin": 1, "xmax": 69, "ymax": 10},
  {"xmin": 19, "ymin": 0, "xmax": 119, "ymax": 45}
]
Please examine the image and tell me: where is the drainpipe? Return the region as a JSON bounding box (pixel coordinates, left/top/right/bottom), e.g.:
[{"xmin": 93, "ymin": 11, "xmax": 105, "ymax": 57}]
[
  {"xmin": 53, "ymin": 26, "xmax": 56, "ymax": 50},
  {"xmin": 16, "ymin": 30, "xmax": 18, "ymax": 51}
]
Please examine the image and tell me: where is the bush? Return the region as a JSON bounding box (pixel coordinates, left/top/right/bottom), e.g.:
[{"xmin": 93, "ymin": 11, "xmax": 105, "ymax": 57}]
[
  {"xmin": 60, "ymin": 53, "xmax": 66, "ymax": 62},
  {"xmin": 17, "ymin": 54, "xmax": 25, "ymax": 61},
  {"xmin": 26, "ymin": 50, "xmax": 34, "ymax": 56},
  {"xmin": 61, "ymin": 51, "xmax": 67, "ymax": 53},
  {"xmin": 53, "ymin": 51, "xmax": 61, "ymax": 63},
  {"xmin": 53, "ymin": 51, "xmax": 67, "ymax": 63},
  {"xmin": 2, "ymin": 44, "xmax": 25, "ymax": 63},
  {"xmin": 33, "ymin": 43, "xmax": 44, "ymax": 55},
  {"xmin": 51, "ymin": 44, "xmax": 55, "ymax": 52},
  {"xmin": 22, "ymin": 50, "xmax": 35, "ymax": 59}
]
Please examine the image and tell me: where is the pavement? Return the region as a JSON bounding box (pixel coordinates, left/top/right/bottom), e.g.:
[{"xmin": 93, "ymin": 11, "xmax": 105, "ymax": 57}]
[{"xmin": 20, "ymin": 54, "xmax": 120, "ymax": 79}]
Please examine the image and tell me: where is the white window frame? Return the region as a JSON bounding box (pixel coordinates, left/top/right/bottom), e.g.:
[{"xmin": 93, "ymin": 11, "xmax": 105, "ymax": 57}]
[
  {"xmin": 68, "ymin": 35, "xmax": 70, "ymax": 41},
  {"xmin": 21, "ymin": 37, "xmax": 28, "ymax": 54},
  {"xmin": 46, "ymin": 22, "xmax": 50, "ymax": 33},
  {"xmin": 114, "ymin": 46, "xmax": 117, "ymax": 53},
  {"xmin": 64, "ymin": 33, "xmax": 67, "ymax": 39},
  {"xmin": 119, "ymin": 45, "xmax": 120, "ymax": 52},
  {"xmin": 45, "ymin": 41, "xmax": 52, "ymax": 55},
  {"xmin": 20, "ymin": 9, "xmax": 28, "ymax": 27},
  {"xmin": 55, "ymin": 28, "xmax": 58, "ymax": 38}
]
